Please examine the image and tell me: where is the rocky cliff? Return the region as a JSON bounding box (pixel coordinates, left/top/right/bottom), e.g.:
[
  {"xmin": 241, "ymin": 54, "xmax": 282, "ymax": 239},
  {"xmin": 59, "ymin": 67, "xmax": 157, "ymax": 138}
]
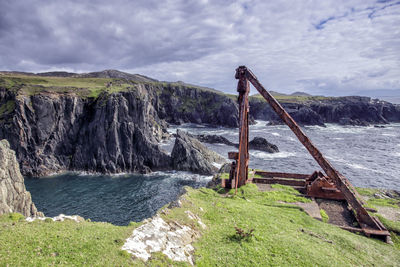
[
  {"xmin": 1, "ymin": 71, "xmax": 400, "ymax": 177},
  {"xmin": 0, "ymin": 84, "xmax": 171, "ymax": 176},
  {"xmin": 249, "ymin": 95, "xmax": 400, "ymax": 126},
  {"xmin": 0, "ymin": 139, "xmax": 42, "ymax": 216}
]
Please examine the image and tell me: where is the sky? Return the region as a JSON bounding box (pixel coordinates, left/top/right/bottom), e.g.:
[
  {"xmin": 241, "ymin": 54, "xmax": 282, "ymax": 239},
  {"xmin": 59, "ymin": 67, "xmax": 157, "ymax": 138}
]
[{"xmin": 0, "ymin": 0, "xmax": 399, "ymax": 96}]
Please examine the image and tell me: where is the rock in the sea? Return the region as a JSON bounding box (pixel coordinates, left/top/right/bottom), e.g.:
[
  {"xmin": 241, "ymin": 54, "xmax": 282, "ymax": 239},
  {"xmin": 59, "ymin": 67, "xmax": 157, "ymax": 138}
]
[
  {"xmin": 195, "ymin": 134, "xmax": 236, "ymax": 146},
  {"xmin": 194, "ymin": 134, "xmax": 279, "ymax": 153},
  {"xmin": 0, "ymin": 139, "xmax": 43, "ymax": 217},
  {"xmin": 171, "ymin": 130, "xmax": 225, "ymax": 175},
  {"xmin": 338, "ymin": 118, "xmax": 370, "ymax": 126},
  {"xmin": 249, "ymin": 137, "xmax": 279, "ymax": 153},
  {"xmin": 290, "ymin": 107, "xmax": 325, "ymax": 126}
]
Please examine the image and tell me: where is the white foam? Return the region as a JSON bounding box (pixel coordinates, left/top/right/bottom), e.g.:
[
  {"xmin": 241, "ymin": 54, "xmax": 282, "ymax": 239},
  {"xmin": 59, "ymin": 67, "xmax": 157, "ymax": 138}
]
[
  {"xmin": 271, "ymin": 132, "xmax": 280, "ymax": 136},
  {"xmin": 250, "ymin": 151, "xmax": 295, "ymax": 160},
  {"xmin": 212, "ymin": 162, "xmax": 223, "ymax": 169},
  {"xmin": 323, "ymin": 124, "xmax": 367, "ymax": 134},
  {"xmin": 346, "ymin": 163, "xmax": 369, "ymax": 170},
  {"xmin": 145, "ymin": 171, "xmax": 213, "ymax": 181},
  {"xmin": 382, "ymin": 133, "xmax": 397, "ymax": 137}
]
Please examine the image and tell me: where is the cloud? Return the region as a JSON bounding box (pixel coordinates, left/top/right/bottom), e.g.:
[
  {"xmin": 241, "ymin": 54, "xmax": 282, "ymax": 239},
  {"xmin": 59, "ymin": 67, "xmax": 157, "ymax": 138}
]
[{"xmin": 0, "ymin": 0, "xmax": 399, "ymax": 96}]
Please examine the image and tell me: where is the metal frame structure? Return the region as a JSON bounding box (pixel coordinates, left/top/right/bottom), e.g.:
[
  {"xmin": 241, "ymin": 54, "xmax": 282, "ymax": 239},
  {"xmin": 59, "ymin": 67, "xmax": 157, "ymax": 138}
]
[{"xmin": 224, "ymin": 66, "xmax": 390, "ymax": 241}]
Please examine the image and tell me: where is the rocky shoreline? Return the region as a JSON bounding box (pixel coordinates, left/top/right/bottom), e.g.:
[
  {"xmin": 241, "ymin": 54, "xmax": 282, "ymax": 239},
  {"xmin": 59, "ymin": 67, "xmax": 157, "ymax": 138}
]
[{"xmin": 1, "ymin": 70, "xmax": 399, "ymax": 177}]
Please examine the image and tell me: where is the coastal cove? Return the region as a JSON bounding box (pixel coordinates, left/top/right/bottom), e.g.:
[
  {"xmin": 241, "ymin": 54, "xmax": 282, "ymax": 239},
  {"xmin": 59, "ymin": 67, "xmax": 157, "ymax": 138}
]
[{"xmin": 25, "ymin": 122, "xmax": 400, "ymax": 225}]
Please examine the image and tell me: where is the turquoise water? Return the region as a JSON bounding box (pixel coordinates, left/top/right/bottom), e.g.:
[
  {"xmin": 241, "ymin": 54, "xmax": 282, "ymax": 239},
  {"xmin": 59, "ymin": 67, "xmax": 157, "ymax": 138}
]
[{"xmin": 25, "ymin": 171, "xmax": 211, "ymax": 225}]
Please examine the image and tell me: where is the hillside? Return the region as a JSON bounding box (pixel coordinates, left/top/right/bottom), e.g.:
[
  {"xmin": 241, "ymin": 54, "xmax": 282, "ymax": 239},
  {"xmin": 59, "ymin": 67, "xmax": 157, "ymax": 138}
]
[{"xmin": 1, "ymin": 184, "xmax": 399, "ymax": 266}]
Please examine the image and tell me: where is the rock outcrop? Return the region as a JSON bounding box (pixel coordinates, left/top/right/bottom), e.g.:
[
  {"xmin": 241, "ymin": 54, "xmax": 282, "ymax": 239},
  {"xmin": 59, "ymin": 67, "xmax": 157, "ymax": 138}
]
[
  {"xmin": 250, "ymin": 96, "xmax": 400, "ymax": 126},
  {"xmin": 195, "ymin": 134, "xmax": 236, "ymax": 146},
  {"xmin": 249, "ymin": 137, "xmax": 279, "ymax": 153},
  {"xmin": 0, "ymin": 86, "xmax": 171, "ymax": 176},
  {"xmin": 156, "ymin": 84, "xmax": 239, "ymax": 127},
  {"xmin": 194, "ymin": 134, "xmax": 279, "ymax": 153},
  {"xmin": 1, "ymin": 71, "xmax": 400, "ymax": 177},
  {"xmin": 0, "ymin": 139, "xmax": 42, "ymax": 217},
  {"xmin": 171, "ymin": 130, "xmax": 225, "ymax": 175}
]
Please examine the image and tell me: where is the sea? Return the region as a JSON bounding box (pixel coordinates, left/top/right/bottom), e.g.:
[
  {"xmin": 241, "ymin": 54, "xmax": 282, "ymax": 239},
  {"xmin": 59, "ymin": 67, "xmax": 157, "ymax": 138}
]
[{"xmin": 25, "ymin": 121, "xmax": 400, "ymax": 225}]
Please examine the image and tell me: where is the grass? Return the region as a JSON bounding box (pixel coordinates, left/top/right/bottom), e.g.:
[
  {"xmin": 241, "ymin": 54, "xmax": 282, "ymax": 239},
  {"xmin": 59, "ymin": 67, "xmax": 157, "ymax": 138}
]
[
  {"xmin": 249, "ymin": 94, "xmax": 333, "ymax": 104},
  {"xmin": 356, "ymin": 187, "xmax": 400, "ymax": 209},
  {"xmin": 0, "ymin": 213, "xmax": 137, "ymax": 266},
  {"xmin": 0, "ymin": 100, "xmax": 15, "ymax": 115},
  {"xmin": 0, "ymin": 74, "xmax": 138, "ymax": 98},
  {"xmin": 1, "ymin": 185, "xmax": 400, "ymax": 266},
  {"xmin": 375, "ymin": 214, "xmax": 400, "ymax": 234},
  {"xmin": 177, "ymin": 185, "xmax": 400, "ymax": 266},
  {"xmin": 320, "ymin": 209, "xmax": 329, "ymax": 223}
]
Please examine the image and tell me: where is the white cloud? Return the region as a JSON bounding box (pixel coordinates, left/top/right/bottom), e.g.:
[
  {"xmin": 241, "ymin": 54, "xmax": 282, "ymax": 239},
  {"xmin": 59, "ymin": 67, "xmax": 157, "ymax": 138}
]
[{"xmin": 0, "ymin": 0, "xmax": 399, "ymax": 96}]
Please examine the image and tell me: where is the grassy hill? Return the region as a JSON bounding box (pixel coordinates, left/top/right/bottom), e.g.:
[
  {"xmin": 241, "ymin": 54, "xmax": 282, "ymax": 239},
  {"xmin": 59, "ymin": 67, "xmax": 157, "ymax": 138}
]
[{"xmin": 1, "ymin": 184, "xmax": 399, "ymax": 266}]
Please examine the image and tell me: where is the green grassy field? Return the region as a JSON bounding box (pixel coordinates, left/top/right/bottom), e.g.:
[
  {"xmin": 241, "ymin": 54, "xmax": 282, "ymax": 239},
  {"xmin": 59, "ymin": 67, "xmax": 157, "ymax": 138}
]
[
  {"xmin": 1, "ymin": 184, "xmax": 399, "ymax": 266},
  {"xmin": 0, "ymin": 74, "xmax": 142, "ymax": 98},
  {"xmin": 249, "ymin": 93, "xmax": 333, "ymax": 104}
]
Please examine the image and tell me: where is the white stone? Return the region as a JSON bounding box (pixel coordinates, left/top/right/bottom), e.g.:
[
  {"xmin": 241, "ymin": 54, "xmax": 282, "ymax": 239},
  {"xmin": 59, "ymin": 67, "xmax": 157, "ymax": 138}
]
[{"xmin": 121, "ymin": 215, "xmax": 198, "ymax": 265}]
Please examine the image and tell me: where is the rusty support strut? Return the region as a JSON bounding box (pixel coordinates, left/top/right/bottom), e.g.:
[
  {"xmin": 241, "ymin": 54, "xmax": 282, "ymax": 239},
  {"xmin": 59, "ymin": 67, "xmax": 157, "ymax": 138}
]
[
  {"xmin": 227, "ymin": 65, "xmax": 389, "ymax": 240},
  {"xmin": 233, "ymin": 68, "xmax": 250, "ymax": 192},
  {"xmin": 235, "ymin": 66, "xmax": 389, "ymax": 239}
]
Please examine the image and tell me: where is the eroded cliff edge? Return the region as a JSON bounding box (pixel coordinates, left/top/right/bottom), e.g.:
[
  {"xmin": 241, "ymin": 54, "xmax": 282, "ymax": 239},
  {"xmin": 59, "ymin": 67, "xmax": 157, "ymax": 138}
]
[
  {"xmin": 0, "ymin": 139, "xmax": 42, "ymax": 216},
  {"xmin": 0, "ymin": 72, "xmax": 399, "ymax": 176}
]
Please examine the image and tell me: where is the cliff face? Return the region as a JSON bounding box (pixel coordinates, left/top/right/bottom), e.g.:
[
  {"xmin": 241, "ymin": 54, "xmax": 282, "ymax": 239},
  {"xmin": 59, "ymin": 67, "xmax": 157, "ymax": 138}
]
[
  {"xmin": 0, "ymin": 85, "xmax": 171, "ymax": 176},
  {"xmin": 156, "ymin": 83, "xmax": 239, "ymax": 127},
  {"xmin": 1, "ymin": 72, "xmax": 400, "ymax": 177},
  {"xmin": 249, "ymin": 96, "xmax": 400, "ymax": 126},
  {"xmin": 0, "ymin": 139, "xmax": 42, "ymax": 216}
]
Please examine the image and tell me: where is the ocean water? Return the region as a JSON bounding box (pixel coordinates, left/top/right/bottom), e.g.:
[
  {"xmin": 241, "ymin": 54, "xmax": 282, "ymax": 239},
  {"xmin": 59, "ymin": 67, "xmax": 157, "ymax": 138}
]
[
  {"xmin": 25, "ymin": 121, "xmax": 400, "ymax": 225},
  {"xmin": 25, "ymin": 171, "xmax": 211, "ymax": 225},
  {"xmin": 169, "ymin": 121, "xmax": 400, "ymax": 190}
]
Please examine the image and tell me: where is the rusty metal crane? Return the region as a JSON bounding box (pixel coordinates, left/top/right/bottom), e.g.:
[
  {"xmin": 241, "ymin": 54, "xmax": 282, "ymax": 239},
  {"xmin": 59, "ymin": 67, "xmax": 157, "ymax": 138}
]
[{"xmin": 223, "ymin": 66, "xmax": 390, "ymax": 242}]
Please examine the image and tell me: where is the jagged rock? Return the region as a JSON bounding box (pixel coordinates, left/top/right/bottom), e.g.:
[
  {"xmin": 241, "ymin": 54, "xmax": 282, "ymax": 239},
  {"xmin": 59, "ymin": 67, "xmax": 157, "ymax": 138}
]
[
  {"xmin": 207, "ymin": 163, "xmax": 232, "ymax": 188},
  {"xmin": 194, "ymin": 134, "xmax": 279, "ymax": 153},
  {"xmin": 289, "ymin": 107, "xmax": 325, "ymax": 126},
  {"xmin": 338, "ymin": 118, "xmax": 370, "ymax": 126},
  {"xmin": 250, "ymin": 96, "xmax": 400, "ymax": 126},
  {"xmin": 0, "ymin": 87, "xmax": 171, "ymax": 176},
  {"xmin": 0, "ymin": 140, "xmax": 43, "ymax": 217},
  {"xmin": 249, "ymin": 137, "xmax": 279, "ymax": 153},
  {"xmin": 122, "ymin": 214, "xmax": 200, "ymax": 265},
  {"xmin": 195, "ymin": 134, "xmax": 235, "ymax": 146},
  {"xmin": 171, "ymin": 130, "xmax": 225, "ymax": 175}
]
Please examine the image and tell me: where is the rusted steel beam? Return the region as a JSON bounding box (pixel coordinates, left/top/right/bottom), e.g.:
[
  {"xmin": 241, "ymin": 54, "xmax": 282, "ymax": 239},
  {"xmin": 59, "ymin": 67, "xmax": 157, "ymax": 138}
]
[
  {"xmin": 234, "ymin": 67, "xmax": 250, "ymax": 192},
  {"xmin": 253, "ymin": 177, "xmax": 305, "ymax": 187},
  {"xmin": 228, "ymin": 152, "xmax": 239, "ymax": 160},
  {"xmin": 255, "ymin": 171, "xmax": 309, "ymax": 180},
  {"xmin": 239, "ymin": 66, "xmax": 389, "ymax": 237}
]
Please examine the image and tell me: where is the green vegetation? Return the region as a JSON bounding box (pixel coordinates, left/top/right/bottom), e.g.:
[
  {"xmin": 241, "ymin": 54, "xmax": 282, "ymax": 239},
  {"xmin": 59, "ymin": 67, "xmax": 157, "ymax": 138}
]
[
  {"xmin": 356, "ymin": 187, "xmax": 400, "ymax": 209},
  {"xmin": 0, "ymin": 100, "xmax": 15, "ymax": 115},
  {"xmin": 176, "ymin": 185, "xmax": 399, "ymax": 266},
  {"xmin": 368, "ymin": 198, "xmax": 400, "ymax": 208},
  {"xmin": 0, "ymin": 214, "xmax": 137, "ymax": 266},
  {"xmin": 375, "ymin": 214, "xmax": 400, "ymax": 234},
  {"xmin": 249, "ymin": 93, "xmax": 332, "ymax": 104},
  {"xmin": 355, "ymin": 187, "xmax": 379, "ymax": 197},
  {"xmin": 1, "ymin": 185, "xmax": 399, "ymax": 266},
  {"xmin": 320, "ymin": 209, "xmax": 329, "ymax": 223},
  {"xmin": 0, "ymin": 74, "xmax": 139, "ymax": 98}
]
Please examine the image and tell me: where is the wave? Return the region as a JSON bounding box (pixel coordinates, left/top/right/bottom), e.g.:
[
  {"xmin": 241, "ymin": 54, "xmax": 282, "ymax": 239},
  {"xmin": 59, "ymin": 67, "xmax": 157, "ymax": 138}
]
[
  {"xmin": 145, "ymin": 170, "xmax": 213, "ymax": 181},
  {"xmin": 250, "ymin": 151, "xmax": 296, "ymax": 160},
  {"xmin": 382, "ymin": 133, "xmax": 397, "ymax": 137}
]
